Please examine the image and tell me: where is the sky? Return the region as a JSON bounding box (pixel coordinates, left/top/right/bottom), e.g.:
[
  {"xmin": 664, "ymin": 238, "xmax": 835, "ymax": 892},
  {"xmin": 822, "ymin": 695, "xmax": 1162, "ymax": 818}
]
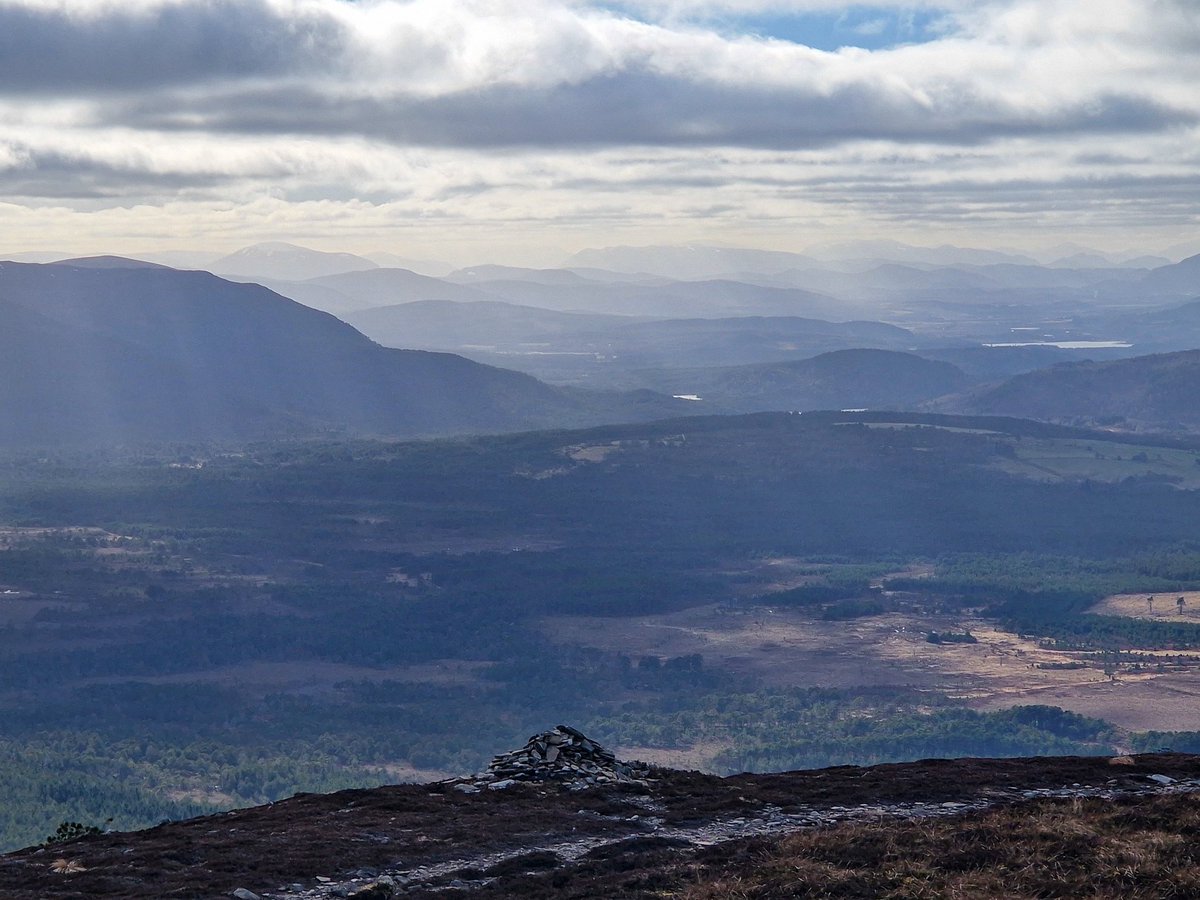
[{"xmin": 1, "ymin": 0, "xmax": 1198, "ymax": 266}]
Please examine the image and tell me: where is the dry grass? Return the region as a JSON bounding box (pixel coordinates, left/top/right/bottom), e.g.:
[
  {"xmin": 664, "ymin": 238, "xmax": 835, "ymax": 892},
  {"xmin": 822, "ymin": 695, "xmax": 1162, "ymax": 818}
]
[
  {"xmin": 1092, "ymin": 592, "xmax": 1200, "ymax": 622},
  {"xmin": 540, "ymin": 601, "xmax": 1197, "ymax": 729},
  {"xmin": 677, "ymin": 794, "xmax": 1200, "ymax": 899},
  {"xmin": 47, "ymin": 859, "xmax": 87, "ymax": 875}
]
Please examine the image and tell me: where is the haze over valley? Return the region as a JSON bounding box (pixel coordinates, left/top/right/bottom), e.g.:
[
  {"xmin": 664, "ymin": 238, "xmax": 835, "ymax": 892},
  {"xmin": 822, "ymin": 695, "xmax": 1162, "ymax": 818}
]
[{"xmin": 5, "ymin": 238, "xmax": 1198, "ymax": 442}]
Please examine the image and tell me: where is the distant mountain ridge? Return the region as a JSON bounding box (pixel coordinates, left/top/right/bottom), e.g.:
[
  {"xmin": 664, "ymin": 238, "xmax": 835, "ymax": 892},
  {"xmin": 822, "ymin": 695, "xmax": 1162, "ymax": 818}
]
[
  {"xmin": 0, "ymin": 261, "xmax": 684, "ymax": 445},
  {"xmin": 563, "ymin": 243, "xmax": 821, "ymax": 279},
  {"xmin": 210, "ymin": 242, "xmax": 379, "ymax": 281},
  {"xmin": 934, "ymin": 348, "xmax": 1200, "ymax": 429},
  {"xmin": 1134, "ymin": 252, "xmax": 1200, "ymax": 295},
  {"xmin": 346, "ymin": 301, "xmax": 925, "ymax": 386},
  {"xmin": 638, "ymin": 348, "xmax": 969, "ymax": 413}
]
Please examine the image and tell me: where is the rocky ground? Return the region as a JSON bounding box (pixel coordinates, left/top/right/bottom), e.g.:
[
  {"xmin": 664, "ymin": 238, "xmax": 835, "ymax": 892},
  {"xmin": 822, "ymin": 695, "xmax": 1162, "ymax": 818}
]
[{"xmin": 4, "ymin": 736, "xmax": 1200, "ymax": 899}]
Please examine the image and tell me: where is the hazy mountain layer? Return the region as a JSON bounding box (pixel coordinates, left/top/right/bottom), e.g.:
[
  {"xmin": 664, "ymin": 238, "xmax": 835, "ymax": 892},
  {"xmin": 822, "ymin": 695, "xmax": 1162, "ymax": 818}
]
[
  {"xmin": 635, "ymin": 348, "xmax": 969, "ymax": 413},
  {"xmin": 348, "ymin": 301, "xmax": 920, "ymax": 385},
  {"xmin": 346, "ymin": 299, "xmax": 636, "ymax": 348},
  {"xmin": 935, "ymin": 349, "xmax": 1200, "ymax": 429},
  {"xmin": 0, "ymin": 261, "xmax": 682, "ymax": 445},
  {"xmin": 210, "ymin": 242, "xmax": 379, "ymax": 282}
]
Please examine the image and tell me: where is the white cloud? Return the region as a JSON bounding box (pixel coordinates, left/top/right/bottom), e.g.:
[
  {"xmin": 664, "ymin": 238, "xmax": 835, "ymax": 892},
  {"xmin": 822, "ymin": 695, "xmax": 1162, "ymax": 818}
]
[{"xmin": 0, "ymin": 0, "xmax": 1196, "ymax": 257}]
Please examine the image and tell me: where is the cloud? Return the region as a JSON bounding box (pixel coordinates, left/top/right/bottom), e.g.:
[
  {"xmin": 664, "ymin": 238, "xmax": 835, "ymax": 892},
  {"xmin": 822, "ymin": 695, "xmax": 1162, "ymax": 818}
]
[
  {"xmin": 848, "ymin": 16, "xmax": 890, "ymax": 37},
  {"xmin": 0, "ymin": 0, "xmax": 349, "ymax": 92},
  {"xmin": 0, "ymin": 0, "xmax": 1187, "ymax": 153},
  {"xmin": 592, "ymin": 0, "xmax": 960, "ymax": 19},
  {"xmin": 0, "ymin": 0, "xmax": 1196, "ymax": 256},
  {"xmin": 0, "ymin": 147, "xmax": 228, "ymax": 199},
  {"xmin": 105, "ymin": 73, "xmax": 1193, "ymax": 151}
]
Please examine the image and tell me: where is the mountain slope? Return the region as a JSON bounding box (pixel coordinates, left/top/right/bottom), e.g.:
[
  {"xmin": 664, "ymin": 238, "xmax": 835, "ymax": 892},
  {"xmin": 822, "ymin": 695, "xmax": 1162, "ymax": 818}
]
[
  {"xmin": 464, "ymin": 277, "xmax": 856, "ymax": 319},
  {"xmin": 915, "ymin": 345, "xmax": 1082, "ymax": 381},
  {"xmin": 563, "ymin": 243, "xmax": 821, "ymax": 278},
  {"xmin": 346, "ymin": 299, "xmax": 636, "ymax": 348},
  {"xmin": 1, "ymin": 753, "xmax": 1196, "ymax": 898},
  {"xmin": 641, "ymin": 349, "xmax": 969, "ymax": 413},
  {"xmin": 0, "ymin": 296, "xmax": 285, "ymax": 445},
  {"xmin": 1135, "ymin": 252, "xmax": 1200, "ymax": 295},
  {"xmin": 210, "ymin": 242, "xmax": 379, "ymax": 281},
  {"xmin": 347, "ymin": 303, "xmax": 923, "ymax": 387},
  {"xmin": 1096, "ymin": 295, "xmax": 1200, "ymax": 352},
  {"xmin": 0, "ymin": 262, "xmax": 682, "ymax": 445},
  {"xmin": 304, "ymin": 268, "xmax": 495, "ymax": 307},
  {"xmin": 934, "ymin": 349, "xmax": 1200, "ymax": 428}
]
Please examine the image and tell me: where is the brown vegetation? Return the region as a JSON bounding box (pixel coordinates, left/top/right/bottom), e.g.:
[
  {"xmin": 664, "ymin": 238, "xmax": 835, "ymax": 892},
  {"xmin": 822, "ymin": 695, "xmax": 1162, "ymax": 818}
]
[
  {"xmin": 3, "ymin": 754, "xmax": 1199, "ymax": 899},
  {"xmin": 680, "ymin": 793, "xmax": 1200, "ymax": 899}
]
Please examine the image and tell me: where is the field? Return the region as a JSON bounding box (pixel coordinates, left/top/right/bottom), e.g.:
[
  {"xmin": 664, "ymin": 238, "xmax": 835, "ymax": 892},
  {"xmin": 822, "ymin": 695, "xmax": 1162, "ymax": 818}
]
[
  {"xmin": 543, "ymin": 592, "xmax": 1200, "ymax": 757},
  {"xmin": 994, "ymin": 437, "xmax": 1200, "ymax": 486},
  {"xmin": 1092, "ymin": 591, "xmax": 1200, "ymax": 620},
  {"xmin": 860, "ymin": 423, "xmax": 1200, "ymax": 486}
]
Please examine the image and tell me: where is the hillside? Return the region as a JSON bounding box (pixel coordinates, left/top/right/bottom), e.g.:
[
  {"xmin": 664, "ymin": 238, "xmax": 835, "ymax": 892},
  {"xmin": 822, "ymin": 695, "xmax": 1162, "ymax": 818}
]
[
  {"xmin": 0, "ymin": 261, "xmax": 684, "ymax": 445},
  {"xmin": 465, "ymin": 277, "xmax": 857, "ymax": 319},
  {"xmin": 936, "ymin": 349, "xmax": 1200, "ymax": 429},
  {"xmin": 305, "ymin": 268, "xmax": 495, "ymax": 307},
  {"xmin": 0, "ymin": 295, "xmax": 289, "ymax": 445},
  {"xmin": 346, "ymin": 300, "xmax": 635, "ymax": 350},
  {"xmin": 636, "ymin": 348, "xmax": 968, "ymax": 412},
  {"xmin": 348, "ymin": 304, "xmax": 922, "ymax": 385},
  {"xmin": 1102, "ymin": 296, "xmax": 1200, "ymax": 352},
  {"xmin": 3, "ymin": 751, "xmax": 1199, "ymax": 898},
  {"xmin": 210, "ymin": 243, "xmax": 379, "ymax": 282},
  {"xmin": 915, "ymin": 344, "xmax": 1081, "ymax": 381},
  {"xmin": 1133, "ymin": 251, "xmax": 1200, "ymax": 295}
]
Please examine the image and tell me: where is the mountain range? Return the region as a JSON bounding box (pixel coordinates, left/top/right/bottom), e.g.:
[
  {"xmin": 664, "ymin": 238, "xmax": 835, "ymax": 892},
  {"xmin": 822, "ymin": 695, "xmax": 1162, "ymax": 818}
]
[
  {"xmin": 0, "ymin": 261, "xmax": 684, "ymax": 445},
  {"xmin": 936, "ymin": 349, "xmax": 1200, "ymax": 429},
  {"xmin": 635, "ymin": 349, "xmax": 970, "ymax": 413},
  {"xmin": 4, "ymin": 240, "xmax": 1200, "ymax": 444},
  {"xmin": 345, "ymin": 301, "xmax": 923, "ymax": 384}
]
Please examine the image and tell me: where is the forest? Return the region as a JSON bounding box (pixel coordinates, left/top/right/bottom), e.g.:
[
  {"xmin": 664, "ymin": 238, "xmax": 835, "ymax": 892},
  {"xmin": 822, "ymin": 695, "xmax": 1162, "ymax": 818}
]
[{"xmin": 5, "ymin": 412, "xmax": 1200, "ymax": 849}]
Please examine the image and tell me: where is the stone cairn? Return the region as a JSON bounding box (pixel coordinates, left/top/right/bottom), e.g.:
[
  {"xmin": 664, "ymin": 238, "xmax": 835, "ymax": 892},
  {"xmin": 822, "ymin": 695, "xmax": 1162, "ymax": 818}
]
[{"xmin": 448, "ymin": 725, "xmax": 652, "ymax": 793}]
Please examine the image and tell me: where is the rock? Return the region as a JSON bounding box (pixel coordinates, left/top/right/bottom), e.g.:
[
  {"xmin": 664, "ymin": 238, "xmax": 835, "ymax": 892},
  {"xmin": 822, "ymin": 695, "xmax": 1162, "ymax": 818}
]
[
  {"xmin": 451, "ymin": 725, "xmax": 652, "ymax": 792},
  {"xmin": 231, "ymin": 890, "xmax": 262, "ymax": 900},
  {"xmin": 1109, "ymin": 756, "xmax": 1136, "ymax": 766},
  {"xmin": 349, "ymin": 882, "xmax": 396, "ymax": 899},
  {"xmin": 1147, "ymin": 774, "xmax": 1175, "ymax": 785}
]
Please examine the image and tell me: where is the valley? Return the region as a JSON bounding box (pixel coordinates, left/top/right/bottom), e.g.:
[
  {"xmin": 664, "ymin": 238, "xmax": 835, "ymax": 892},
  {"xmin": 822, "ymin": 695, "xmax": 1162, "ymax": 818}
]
[
  {"xmin": 4, "ymin": 411, "xmax": 1200, "ymax": 849},
  {"xmin": 1, "ymin": 244, "xmax": 1199, "ymax": 857}
]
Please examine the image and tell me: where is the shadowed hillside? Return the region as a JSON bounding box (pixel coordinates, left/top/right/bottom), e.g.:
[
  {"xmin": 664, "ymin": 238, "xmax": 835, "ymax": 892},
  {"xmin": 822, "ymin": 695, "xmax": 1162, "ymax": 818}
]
[
  {"xmin": 0, "ymin": 261, "xmax": 683, "ymax": 445},
  {"xmin": 638, "ymin": 348, "xmax": 969, "ymax": 412},
  {"xmin": 935, "ymin": 349, "xmax": 1200, "ymax": 429}
]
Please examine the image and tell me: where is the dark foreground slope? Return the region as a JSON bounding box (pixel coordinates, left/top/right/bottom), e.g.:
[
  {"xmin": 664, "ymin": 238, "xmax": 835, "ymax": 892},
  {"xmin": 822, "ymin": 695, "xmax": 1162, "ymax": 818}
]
[
  {"xmin": 0, "ymin": 261, "xmax": 683, "ymax": 445},
  {"xmin": 4, "ymin": 754, "xmax": 1200, "ymax": 899}
]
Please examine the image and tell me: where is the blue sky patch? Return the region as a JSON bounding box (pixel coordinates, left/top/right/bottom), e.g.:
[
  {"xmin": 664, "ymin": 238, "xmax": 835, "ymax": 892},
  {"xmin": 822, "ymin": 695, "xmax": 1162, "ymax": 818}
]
[
  {"xmin": 737, "ymin": 7, "xmax": 948, "ymax": 50},
  {"xmin": 597, "ymin": 4, "xmax": 950, "ymax": 51}
]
